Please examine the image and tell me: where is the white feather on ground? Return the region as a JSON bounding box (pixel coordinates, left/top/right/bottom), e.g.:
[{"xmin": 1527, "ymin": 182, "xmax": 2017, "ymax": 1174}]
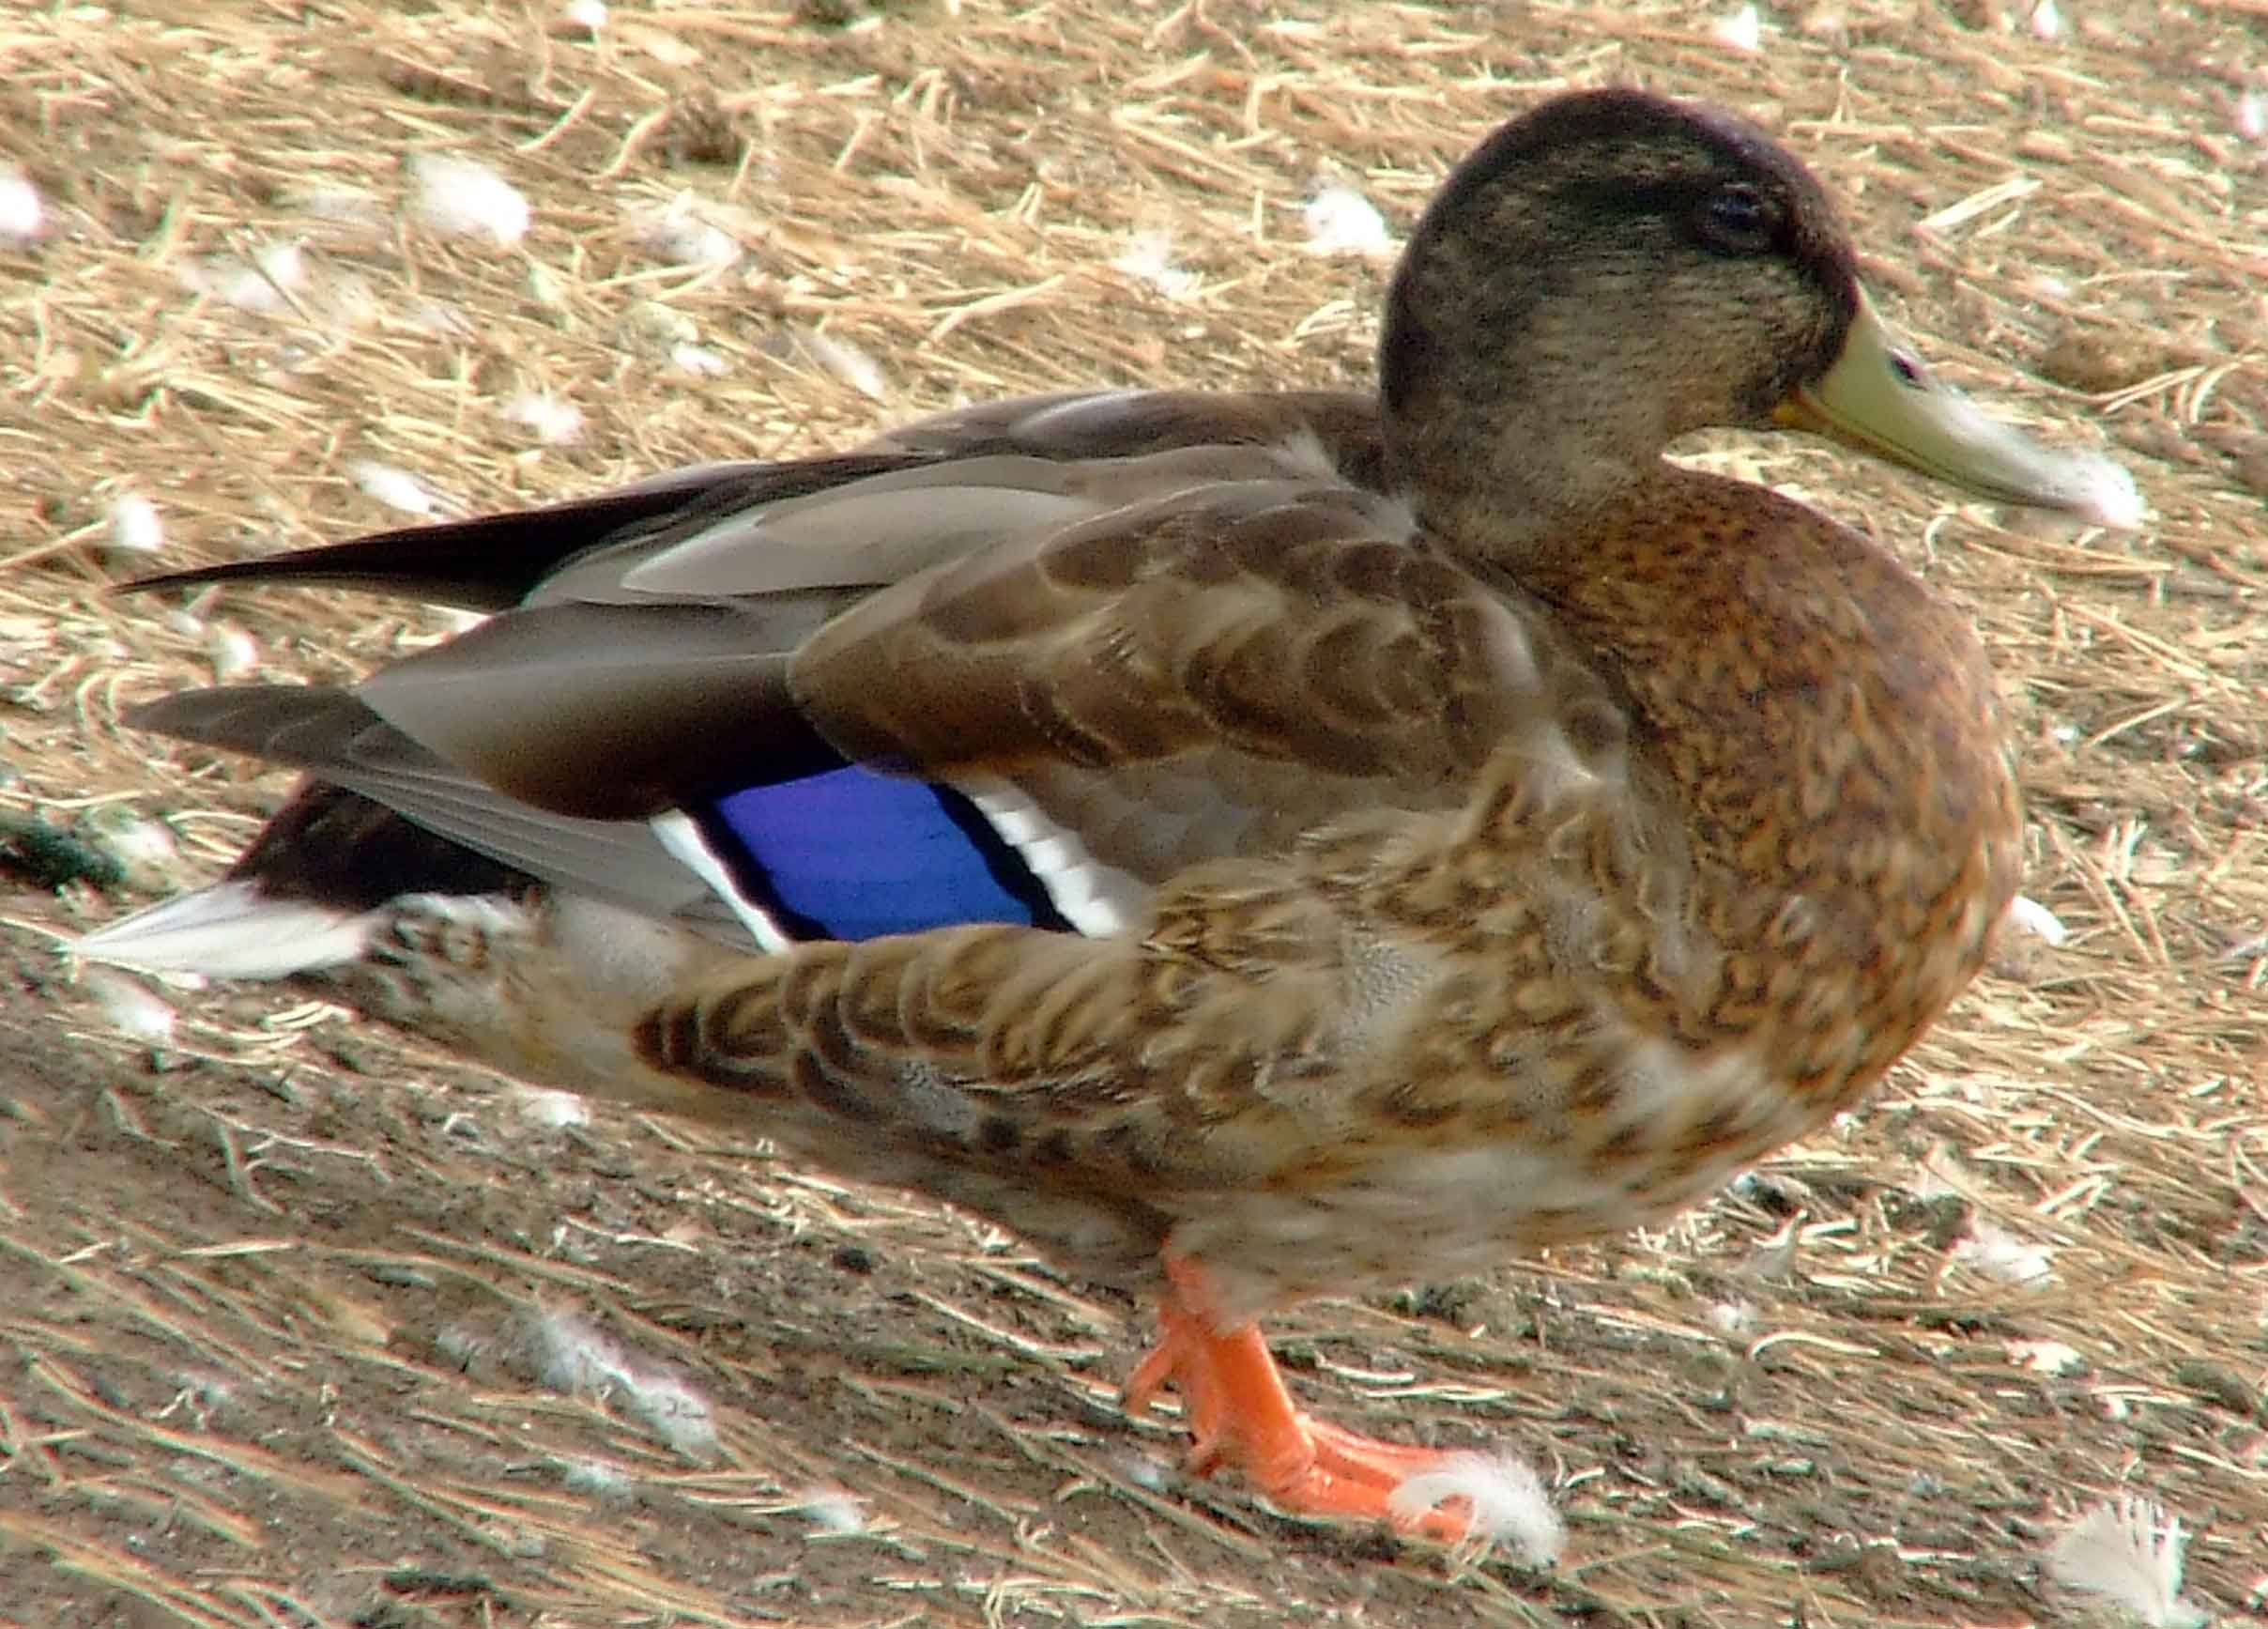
[
  {"xmin": 1387, "ymin": 1452, "xmax": 1565, "ymax": 1565},
  {"xmin": 2046, "ymin": 1496, "xmax": 2208, "ymax": 1629}
]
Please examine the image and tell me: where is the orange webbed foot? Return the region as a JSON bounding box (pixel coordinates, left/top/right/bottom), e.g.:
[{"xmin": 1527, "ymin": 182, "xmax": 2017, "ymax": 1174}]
[{"xmin": 1124, "ymin": 1257, "xmax": 1563, "ymax": 1556}]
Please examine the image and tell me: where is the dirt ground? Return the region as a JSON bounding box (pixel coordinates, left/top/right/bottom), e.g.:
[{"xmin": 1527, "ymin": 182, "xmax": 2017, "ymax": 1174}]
[{"xmin": 2, "ymin": 2, "xmax": 2263, "ymax": 1625}]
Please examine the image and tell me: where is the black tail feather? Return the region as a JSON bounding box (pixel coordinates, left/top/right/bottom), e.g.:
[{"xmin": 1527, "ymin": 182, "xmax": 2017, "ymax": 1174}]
[{"xmin": 115, "ymin": 453, "xmax": 928, "ymax": 610}]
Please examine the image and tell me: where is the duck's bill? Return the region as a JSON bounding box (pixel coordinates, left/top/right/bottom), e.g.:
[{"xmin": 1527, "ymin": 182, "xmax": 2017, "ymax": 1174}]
[{"xmin": 1772, "ymin": 292, "xmax": 2143, "ymax": 529}]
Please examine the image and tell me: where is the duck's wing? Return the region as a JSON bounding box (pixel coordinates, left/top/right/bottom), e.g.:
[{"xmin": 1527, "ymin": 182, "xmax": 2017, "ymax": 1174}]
[
  {"xmin": 345, "ymin": 463, "xmax": 1571, "ymax": 940},
  {"xmin": 119, "ymin": 388, "xmax": 1586, "ymax": 954}
]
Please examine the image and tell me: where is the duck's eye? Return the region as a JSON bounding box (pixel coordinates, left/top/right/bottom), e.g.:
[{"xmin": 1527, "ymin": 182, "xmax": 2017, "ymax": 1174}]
[{"xmin": 1698, "ymin": 183, "xmax": 1778, "ymax": 254}]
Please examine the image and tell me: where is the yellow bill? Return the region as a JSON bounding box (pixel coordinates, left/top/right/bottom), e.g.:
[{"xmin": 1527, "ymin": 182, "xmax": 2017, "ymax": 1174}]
[{"xmin": 1774, "ymin": 291, "xmax": 2142, "ymax": 529}]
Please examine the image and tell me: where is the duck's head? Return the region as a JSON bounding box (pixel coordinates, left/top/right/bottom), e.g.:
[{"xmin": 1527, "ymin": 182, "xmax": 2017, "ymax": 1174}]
[{"xmin": 1380, "ymin": 88, "xmax": 2138, "ymax": 533}]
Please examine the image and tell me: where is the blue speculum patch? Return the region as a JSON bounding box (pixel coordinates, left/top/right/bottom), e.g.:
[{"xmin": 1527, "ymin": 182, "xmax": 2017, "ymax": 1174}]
[{"xmin": 698, "ymin": 764, "xmax": 1072, "ymax": 942}]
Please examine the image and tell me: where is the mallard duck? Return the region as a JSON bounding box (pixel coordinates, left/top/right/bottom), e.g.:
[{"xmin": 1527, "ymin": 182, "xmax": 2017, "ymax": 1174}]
[{"xmin": 78, "ymin": 89, "xmax": 2137, "ymax": 1543}]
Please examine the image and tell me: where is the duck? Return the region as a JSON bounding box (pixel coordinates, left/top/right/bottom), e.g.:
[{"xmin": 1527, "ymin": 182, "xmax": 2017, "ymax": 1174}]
[{"xmin": 76, "ymin": 88, "xmax": 2138, "ymax": 1544}]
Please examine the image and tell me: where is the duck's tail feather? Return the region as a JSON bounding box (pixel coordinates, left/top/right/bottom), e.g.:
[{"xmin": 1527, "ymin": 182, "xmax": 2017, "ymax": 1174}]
[
  {"xmin": 71, "ymin": 773, "xmax": 526, "ymax": 979},
  {"xmin": 73, "ymin": 878, "xmax": 385, "ymax": 979},
  {"xmin": 122, "ymin": 691, "xmax": 761, "ymax": 951}
]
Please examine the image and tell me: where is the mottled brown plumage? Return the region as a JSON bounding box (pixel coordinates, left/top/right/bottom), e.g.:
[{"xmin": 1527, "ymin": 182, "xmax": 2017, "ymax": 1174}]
[{"xmin": 82, "ymin": 88, "xmax": 2137, "ymax": 1542}]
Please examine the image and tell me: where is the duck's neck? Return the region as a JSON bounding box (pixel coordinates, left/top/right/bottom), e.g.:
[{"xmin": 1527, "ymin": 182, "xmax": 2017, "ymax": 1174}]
[
  {"xmin": 1392, "ymin": 424, "xmax": 1658, "ymax": 552},
  {"xmin": 1379, "ymin": 297, "xmax": 1690, "ymax": 551}
]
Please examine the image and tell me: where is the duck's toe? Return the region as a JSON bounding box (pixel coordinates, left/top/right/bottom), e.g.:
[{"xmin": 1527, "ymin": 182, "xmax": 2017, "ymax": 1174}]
[{"xmin": 1125, "ymin": 1255, "xmax": 1524, "ymax": 1543}]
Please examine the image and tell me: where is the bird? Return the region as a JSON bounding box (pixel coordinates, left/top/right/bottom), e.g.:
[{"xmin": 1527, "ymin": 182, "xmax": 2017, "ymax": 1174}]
[{"xmin": 76, "ymin": 88, "xmax": 2138, "ymax": 1543}]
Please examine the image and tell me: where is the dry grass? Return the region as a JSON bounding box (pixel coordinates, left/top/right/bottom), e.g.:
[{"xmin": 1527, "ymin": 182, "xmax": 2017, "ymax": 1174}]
[{"xmin": 1, "ymin": 1, "xmax": 2263, "ymax": 1624}]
